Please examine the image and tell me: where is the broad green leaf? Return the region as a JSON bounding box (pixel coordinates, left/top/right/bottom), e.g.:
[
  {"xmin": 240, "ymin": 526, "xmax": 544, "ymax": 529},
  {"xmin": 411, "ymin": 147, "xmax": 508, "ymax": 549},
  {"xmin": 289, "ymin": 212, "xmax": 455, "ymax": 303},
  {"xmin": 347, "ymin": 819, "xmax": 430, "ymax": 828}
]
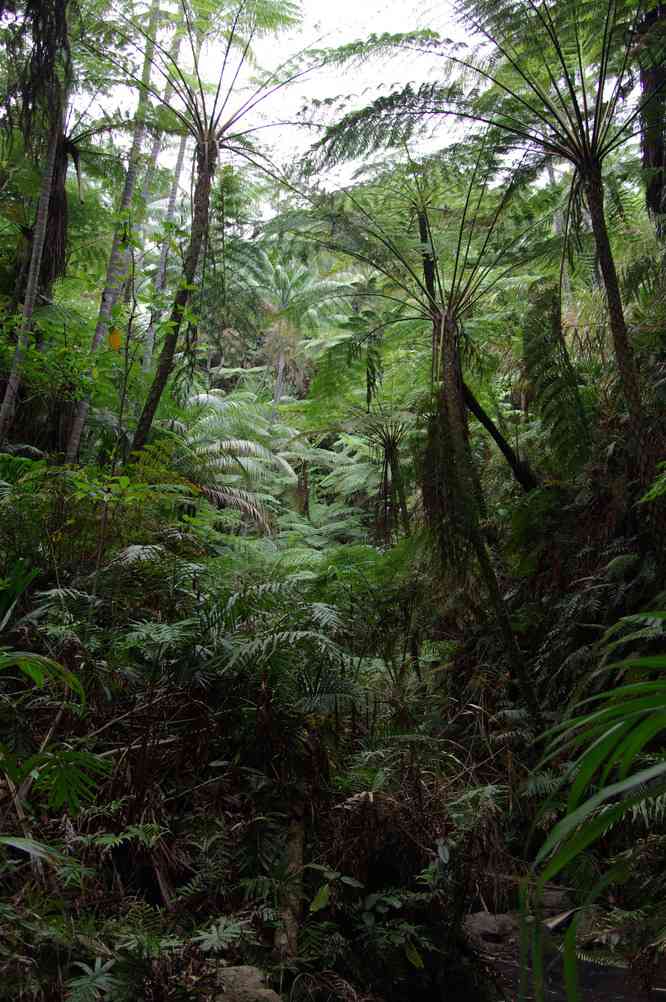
[
  {"xmin": 536, "ymin": 762, "xmax": 666, "ymax": 881},
  {"xmin": 404, "ymin": 941, "xmax": 424, "ymax": 969},
  {"xmin": 0, "ymin": 836, "xmax": 66, "ymax": 863},
  {"xmin": 309, "ymin": 882, "xmax": 331, "ymax": 912},
  {"xmin": 0, "ymin": 652, "xmax": 85, "ymax": 703}
]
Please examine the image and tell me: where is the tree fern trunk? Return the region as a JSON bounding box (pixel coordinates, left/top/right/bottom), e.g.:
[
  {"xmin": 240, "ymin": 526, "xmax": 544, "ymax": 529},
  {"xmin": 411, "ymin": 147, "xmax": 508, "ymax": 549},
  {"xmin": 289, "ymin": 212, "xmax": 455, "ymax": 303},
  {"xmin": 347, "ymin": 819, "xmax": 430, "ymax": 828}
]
[
  {"xmin": 417, "ymin": 210, "xmax": 537, "ymax": 491},
  {"xmin": 0, "ymin": 120, "xmax": 60, "ymax": 441},
  {"xmin": 439, "ymin": 314, "xmax": 541, "ymax": 726},
  {"xmin": 388, "ymin": 444, "xmax": 410, "ymax": 536},
  {"xmin": 638, "ymin": 4, "xmax": 666, "ymax": 231},
  {"xmin": 583, "ymin": 164, "xmax": 644, "ymax": 439},
  {"xmin": 132, "ymin": 137, "xmax": 217, "ymax": 452},
  {"xmin": 65, "ymin": 0, "xmax": 159, "ymax": 462}
]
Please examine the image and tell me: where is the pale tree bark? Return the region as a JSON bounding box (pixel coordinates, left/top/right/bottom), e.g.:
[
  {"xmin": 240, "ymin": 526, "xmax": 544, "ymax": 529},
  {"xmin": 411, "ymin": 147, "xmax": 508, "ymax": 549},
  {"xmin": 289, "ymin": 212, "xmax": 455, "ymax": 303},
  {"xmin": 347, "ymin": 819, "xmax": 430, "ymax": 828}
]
[
  {"xmin": 132, "ymin": 136, "xmax": 217, "ymax": 451},
  {"xmin": 139, "ymin": 33, "xmax": 183, "ymax": 207},
  {"xmin": 547, "ymin": 159, "xmax": 572, "ymax": 303},
  {"xmin": 121, "ymin": 33, "xmax": 183, "ymax": 317},
  {"xmin": 274, "ymin": 805, "xmax": 304, "ymax": 959},
  {"xmin": 142, "ymin": 132, "xmax": 188, "ymax": 371},
  {"xmin": 0, "ymin": 120, "xmax": 61, "ymax": 441},
  {"xmin": 65, "ymin": 0, "xmax": 160, "ymax": 463},
  {"xmin": 270, "ymin": 349, "xmax": 286, "ymax": 422}
]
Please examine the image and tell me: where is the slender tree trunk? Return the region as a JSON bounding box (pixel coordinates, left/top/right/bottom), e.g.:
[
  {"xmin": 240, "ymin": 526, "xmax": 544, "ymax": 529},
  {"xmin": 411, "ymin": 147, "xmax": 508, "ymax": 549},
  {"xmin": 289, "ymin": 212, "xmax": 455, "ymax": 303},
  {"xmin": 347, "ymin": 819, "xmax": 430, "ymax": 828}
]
[
  {"xmin": 124, "ymin": 33, "xmax": 183, "ymax": 324},
  {"xmin": 271, "ymin": 349, "xmax": 286, "ymax": 422},
  {"xmin": 583, "ymin": 164, "xmax": 644, "ymax": 439},
  {"xmin": 297, "ymin": 461, "xmax": 310, "ymax": 518},
  {"xmin": 638, "ymin": 4, "xmax": 666, "ymax": 231},
  {"xmin": 139, "ymin": 33, "xmax": 182, "ymax": 205},
  {"xmin": 142, "ymin": 133, "xmax": 189, "ymax": 371},
  {"xmin": 388, "ymin": 446, "xmax": 410, "ymax": 535},
  {"xmin": 274, "ymin": 805, "xmax": 304, "ymax": 959},
  {"xmin": 547, "ymin": 159, "xmax": 572, "ymax": 301},
  {"xmin": 417, "ymin": 209, "xmax": 538, "ymax": 492},
  {"xmin": 462, "ymin": 384, "xmax": 538, "ymax": 492},
  {"xmin": 65, "ymin": 0, "xmax": 159, "ymax": 462},
  {"xmin": 132, "ymin": 137, "xmax": 217, "ymax": 452},
  {"xmin": 0, "ymin": 121, "xmax": 60, "ymax": 440}
]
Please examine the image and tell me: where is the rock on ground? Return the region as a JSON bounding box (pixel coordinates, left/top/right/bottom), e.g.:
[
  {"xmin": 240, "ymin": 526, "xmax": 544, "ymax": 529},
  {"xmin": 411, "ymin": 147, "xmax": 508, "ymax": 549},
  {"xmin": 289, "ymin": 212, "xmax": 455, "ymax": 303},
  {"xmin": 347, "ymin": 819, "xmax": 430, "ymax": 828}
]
[{"xmin": 214, "ymin": 965, "xmax": 281, "ymax": 1002}]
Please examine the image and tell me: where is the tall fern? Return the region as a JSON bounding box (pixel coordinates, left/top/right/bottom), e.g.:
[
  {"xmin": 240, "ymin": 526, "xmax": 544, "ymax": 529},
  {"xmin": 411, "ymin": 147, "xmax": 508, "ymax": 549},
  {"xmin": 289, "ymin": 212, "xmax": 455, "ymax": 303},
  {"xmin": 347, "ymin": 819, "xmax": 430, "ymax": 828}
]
[{"xmin": 523, "ymin": 284, "xmax": 589, "ymax": 474}]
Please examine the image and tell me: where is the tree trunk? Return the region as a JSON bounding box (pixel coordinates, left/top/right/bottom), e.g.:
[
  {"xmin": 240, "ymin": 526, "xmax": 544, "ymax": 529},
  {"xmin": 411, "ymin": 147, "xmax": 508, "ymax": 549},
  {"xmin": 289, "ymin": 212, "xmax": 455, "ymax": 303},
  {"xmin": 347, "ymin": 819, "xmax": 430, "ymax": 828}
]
[
  {"xmin": 417, "ymin": 209, "xmax": 538, "ymax": 492},
  {"xmin": 462, "ymin": 383, "xmax": 539, "ymax": 492},
  {"xmin": 638, "ymin": 4, "xmax": 666, "ymax": 230},
  {"xmin": 583, "ymin": 164, "xmax": 644, "ymax": 440},
  {"xmin": 65, "ymin": 0, "xmax": 159, "ymax": 462},
  {"xmin": 132, "ymin": 137, "xmax": 217, "ymax": 452},
  {"xmin": 142, "ymin": 133, "xmax": 189, "ymax": 372},
  {"xmin": 388, "ymin": 444, "xmax": 410, "ymax": 535},
  {"xmin": 274, "ymin": 805, "xmax": 304, "ymax": 959},
  {"xmin": 140, "ymin": 34, "xmax": 182, "ymax": 206},
  {"xmin": 271, "ymin": 349, "xmax": 286, "ymax": 422},
  {"xmin": 0, "ymin": 120, "xmax": 60, "ymax": 440},
  {"xmin": 125, "ymin": 33, "xmax": 183, "ymax": 328},
  {"xmin": 439, "ymin": 314, "xmax": 541, "ymax": 726}
]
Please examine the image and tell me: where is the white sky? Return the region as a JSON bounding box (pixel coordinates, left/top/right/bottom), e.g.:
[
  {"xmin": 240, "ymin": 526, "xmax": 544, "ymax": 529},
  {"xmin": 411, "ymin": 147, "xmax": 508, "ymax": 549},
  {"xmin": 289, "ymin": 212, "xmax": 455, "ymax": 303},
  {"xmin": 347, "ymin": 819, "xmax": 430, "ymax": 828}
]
[
  {"xmin": 221, "ymin": 0, "xmax": 459, "ymax": 176},
  {"xmin": 95, "ymin": 1, "xmax": 461, "ymax": 200}
]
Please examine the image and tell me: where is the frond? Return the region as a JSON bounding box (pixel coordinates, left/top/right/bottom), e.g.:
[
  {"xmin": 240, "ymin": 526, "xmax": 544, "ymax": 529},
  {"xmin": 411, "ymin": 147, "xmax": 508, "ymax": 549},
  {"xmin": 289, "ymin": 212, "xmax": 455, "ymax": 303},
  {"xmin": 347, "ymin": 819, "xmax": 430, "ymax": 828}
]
[{"xmin": 523, "ymin": 283, "xmax": 590, "ymax": 473}]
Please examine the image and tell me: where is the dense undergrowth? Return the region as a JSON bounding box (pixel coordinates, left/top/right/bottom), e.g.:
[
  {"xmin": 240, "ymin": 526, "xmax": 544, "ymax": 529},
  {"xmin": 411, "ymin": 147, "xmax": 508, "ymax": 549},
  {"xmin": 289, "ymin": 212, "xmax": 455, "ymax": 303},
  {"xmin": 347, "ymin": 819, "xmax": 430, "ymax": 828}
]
[
  {"xmin": 1, "ymin": 1, "xmax": 666, "ymax": 1000},
  {"xmin": 1, "ymin": 400, "xmax": 665, "ymax": 1001}
]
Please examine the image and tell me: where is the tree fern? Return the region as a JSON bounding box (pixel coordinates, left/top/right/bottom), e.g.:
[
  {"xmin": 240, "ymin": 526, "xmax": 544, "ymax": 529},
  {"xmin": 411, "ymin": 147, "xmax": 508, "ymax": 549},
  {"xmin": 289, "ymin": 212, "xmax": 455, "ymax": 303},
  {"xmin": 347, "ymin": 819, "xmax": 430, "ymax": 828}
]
[{"xmin": 523, "ymin": 283, "xmax": 590, "ymax": 473}]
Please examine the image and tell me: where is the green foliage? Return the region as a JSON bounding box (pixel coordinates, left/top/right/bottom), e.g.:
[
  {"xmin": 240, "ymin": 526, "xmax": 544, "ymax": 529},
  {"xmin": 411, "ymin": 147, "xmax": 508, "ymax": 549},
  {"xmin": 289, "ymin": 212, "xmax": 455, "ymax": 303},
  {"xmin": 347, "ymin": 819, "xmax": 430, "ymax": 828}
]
[
  {"xmin": 192, "ymin": 917, "xmax": 246, "ymax": 954},
  {"xmin": 1, "ymin": 3, "xmax": 666, "ymax": 1001},
  {"xmin": 537, "ymin": 614, "xmax": 666, "ymax": 884},
  {"xmin": 523, "ymin": 284, "xmax": 590, "ymax": 473},
  {"xmin": 65, "ymin": 958, "xmax": 119, "ymax": 1002}
]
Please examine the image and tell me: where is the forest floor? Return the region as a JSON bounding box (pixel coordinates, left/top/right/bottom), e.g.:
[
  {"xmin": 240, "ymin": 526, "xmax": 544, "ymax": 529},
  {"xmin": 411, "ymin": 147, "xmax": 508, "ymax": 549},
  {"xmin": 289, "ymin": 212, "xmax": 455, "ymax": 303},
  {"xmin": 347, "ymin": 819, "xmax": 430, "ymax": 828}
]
[{"xmin": 491, "ymin": 945, "xmax": 666, "ymax": 1000}]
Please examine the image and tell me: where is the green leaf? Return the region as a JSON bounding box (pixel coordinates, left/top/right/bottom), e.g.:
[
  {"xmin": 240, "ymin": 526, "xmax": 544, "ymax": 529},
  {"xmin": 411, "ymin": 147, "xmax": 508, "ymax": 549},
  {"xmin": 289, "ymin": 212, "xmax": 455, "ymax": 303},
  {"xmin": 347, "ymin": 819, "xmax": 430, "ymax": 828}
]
[
  {"xmin": 340, "ymin": 875, "xmax": 364, "ymax": 887},
  {"xmin": 536, "ymin": 762, "xmax": 666, "ymax": 882},
  {"xmin": 404, "ymin": 941, "xmax": 424, "ymax": 968},
  {"xmin": 0, "ymin": 651, "xmax": 85, "ymax": 703},
  {"xmin": 309, "ymin": 882, "xmax": 331, "ymax": 912},
  {"xmin": 0, "ymin": 836, "xmax": 66, "ymax": 863}
]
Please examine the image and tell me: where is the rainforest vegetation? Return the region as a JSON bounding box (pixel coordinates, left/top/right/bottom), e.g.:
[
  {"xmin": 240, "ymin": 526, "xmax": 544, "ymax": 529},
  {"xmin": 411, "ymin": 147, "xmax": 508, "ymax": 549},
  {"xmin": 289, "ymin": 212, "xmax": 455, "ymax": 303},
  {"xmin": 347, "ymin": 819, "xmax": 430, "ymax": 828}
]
[{"xmin": 1, "ymin": 0, "xmax": 666, "ymax": 999}]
